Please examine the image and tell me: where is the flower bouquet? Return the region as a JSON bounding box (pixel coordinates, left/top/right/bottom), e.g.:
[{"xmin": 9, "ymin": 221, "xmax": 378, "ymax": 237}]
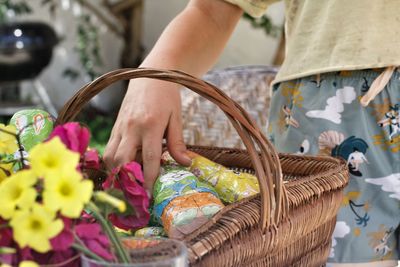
[{"xmin": 0, "ymin": 113, "xmax": 151, "ymax": 266}]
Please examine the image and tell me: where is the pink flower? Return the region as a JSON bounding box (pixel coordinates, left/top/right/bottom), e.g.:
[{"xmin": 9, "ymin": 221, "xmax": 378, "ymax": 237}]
[
  {"xmin": 0, "ymin": 222, "xmax": 12, "ymax": 247},
  {"xmin": 0, "ymin": 224, "xmax": 13, "ymax": 264},
  {"xmin": 83, "ymin": 149, "xmax": 100, "ymax": 170},
  {"xmin": 49, "ymin": 122, "xmax": 90, "ymax": 155},
  {"xmin": 49, "ymin": 122, "xmax": 100, "ymax": 170},
  {"xmin": 30, "ymin": 249, "xmax": 79, "ymax": 266},
  {"xmin": 32, "ymin": 220, "xmax": 112, "ymax": 263},
  {"xmin": 103, "ymin": 162, "xmax": 150, "ymax": 231},
  {"xmin": 50, "ymin": 218, "xmax": 74, "ymax": 251},
  {"xmin": 75, "ymin": 223, "xmax": 114, "ymax": 261}
]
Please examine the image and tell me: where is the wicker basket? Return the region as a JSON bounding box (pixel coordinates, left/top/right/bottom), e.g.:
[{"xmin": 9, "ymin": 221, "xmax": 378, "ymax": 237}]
[
  {"xmin": 182, "ymin": 65, "xmax": 277, "ymax": 148},
  {"xmin": 57, "ymin": 68, "xmax": 349, "ymax": 267}
]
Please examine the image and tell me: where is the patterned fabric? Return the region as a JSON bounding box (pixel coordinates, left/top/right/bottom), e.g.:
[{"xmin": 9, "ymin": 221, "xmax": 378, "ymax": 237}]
[{"xmin": 268, "ymin": 69, "xmax": 400, "ymax": 264}]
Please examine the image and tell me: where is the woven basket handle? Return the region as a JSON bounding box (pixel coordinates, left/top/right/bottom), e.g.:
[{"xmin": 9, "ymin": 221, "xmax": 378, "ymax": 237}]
[{"xmin": 57, "ymin": 68, "xmax": 288, "ymax": 230}]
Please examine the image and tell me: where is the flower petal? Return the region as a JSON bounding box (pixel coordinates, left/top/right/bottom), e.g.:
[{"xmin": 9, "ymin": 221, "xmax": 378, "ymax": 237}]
[
  {"xmin": 50, "ymin": 224, "xmax": 74, "ymax": 251},
  {"xmin": 49, "ymin": 123, "xmax": 90, "ymax": 155},
  {"xmin": 60, "ymin": 201, "xmax": 84, "ymax": 218},
  {"xmin": 78, "ymin": 180, "xmax": 94, "ymax": 203},
  {"xmin": 16, "ymin": 188, "xmax": 37, "ymax": 210},
  {"xmin": 0, "ymin": 204, "xmax": 16, "ymax": 219},
  {"xmin": 47, "ymin": 218, "xmax": 64, "ymax": 239},
  {"xmin": 29, "ymin": 235, "xmax": 52, "ymax": 253}
]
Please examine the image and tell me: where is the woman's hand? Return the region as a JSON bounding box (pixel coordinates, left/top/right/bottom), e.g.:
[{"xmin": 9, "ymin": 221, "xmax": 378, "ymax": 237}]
[
  {"xmin": 104, "ymin": 0, "xmax": 243, "ymax": 192},
  {"xmin": 103, "ymin": 78, "xmax": 191, "ymax": 190}
]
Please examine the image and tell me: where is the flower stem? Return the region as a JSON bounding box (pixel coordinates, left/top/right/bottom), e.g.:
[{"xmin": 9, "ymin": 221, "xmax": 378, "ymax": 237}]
[
  {"xmin": 72, "ymin": 242, "xmax": 106, "ymax": 263},
  {"xmin": 86, "ymin": 201, "xmax": 130, "ymax": 263},
  {"xmin": 0, "ymin": 246, "xmax": 16, "ymax": 254},
  {"xmin": 94, "ymin": 191, "xmax": 127, "ymax": 213}
]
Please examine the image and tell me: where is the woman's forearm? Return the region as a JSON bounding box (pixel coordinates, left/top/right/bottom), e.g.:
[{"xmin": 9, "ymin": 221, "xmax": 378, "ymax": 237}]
[{"xmin": 140, "ymin": 0, "xmax": 243, "ymax": 77}]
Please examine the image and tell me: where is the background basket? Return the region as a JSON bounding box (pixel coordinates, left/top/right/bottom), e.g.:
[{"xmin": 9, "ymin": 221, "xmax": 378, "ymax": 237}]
[
  {"xmin": 57, "ymin": 68, "xmax": 349, "ymax": 267},
  {"xmin": 182, "ymin": 65, "xmax": 277, "ymax": 148}
]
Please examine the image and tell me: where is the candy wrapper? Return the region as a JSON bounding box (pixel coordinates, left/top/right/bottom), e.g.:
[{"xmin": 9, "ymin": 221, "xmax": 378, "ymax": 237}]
[
  {"xmin": 134, "ymin": 227, "xmax": 166, "ymax": 238},
  {"xmin": 152, "ymin": 154, "xmax": 224, "ymax": 239},
  {"xmin": 187, "ymin": 151, "xmax": 259, "ymax": 203},
  {"xmin": 9, "ymin": 109, "xmax": 54, "ymax": 151},
  {"xmin": 121, "ymin": 239, "xmax": 161, "ymax": 250},
  {"xmin": 161, "ymin": 192, "xmax": 223, "ymax": 239},
  {"xmin": 153, "ymin": 165, "xmax": 218, "ymax": 219}
]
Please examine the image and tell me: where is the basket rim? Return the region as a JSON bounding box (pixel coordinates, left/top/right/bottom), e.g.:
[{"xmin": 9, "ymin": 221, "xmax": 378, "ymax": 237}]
[{"xmin": 187, "ymin": 144, "xmax": 347, "ymax": 183}]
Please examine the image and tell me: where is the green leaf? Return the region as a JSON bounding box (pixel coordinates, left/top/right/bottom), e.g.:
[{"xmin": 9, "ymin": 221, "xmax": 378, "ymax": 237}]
[{"xmin": 62, "ymin": 68, "xmax": 80, "ymax": 81}]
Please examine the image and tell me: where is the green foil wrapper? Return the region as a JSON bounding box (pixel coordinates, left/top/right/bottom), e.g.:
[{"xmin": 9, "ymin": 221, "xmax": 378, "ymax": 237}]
[
  {"xmin": 10, "ymin": 109, "xmax": 54, "ymax": 151},
  {"xmin": 188, "ymin": 151, "xmax": 259, "ymax": 203},
  {"xmin": 134, "ymin": 227, "xmax": 166, "ymax": 238}
]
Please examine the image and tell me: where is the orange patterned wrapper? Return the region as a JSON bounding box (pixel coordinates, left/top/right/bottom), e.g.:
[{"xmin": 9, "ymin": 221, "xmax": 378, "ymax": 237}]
[
  {"xmin": 187, "ymin": 151, "xmax": 259, "ymax": 203},
  {"xmin": 161, "ymin": 192, "xmax": 224, "ymax": 239},
  {"xmin": 122, "ymin": 239, "xmax": 161, "ymax": 249}
]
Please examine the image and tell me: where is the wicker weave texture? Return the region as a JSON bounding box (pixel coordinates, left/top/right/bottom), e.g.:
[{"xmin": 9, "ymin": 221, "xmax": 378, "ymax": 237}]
[
  {"xmin": 184, "ymin": 147, "xmax": 347, "ymax": 267},
  {"xmin": 182, "ymin": 66, "xmax": 277, "ymax": 148}
]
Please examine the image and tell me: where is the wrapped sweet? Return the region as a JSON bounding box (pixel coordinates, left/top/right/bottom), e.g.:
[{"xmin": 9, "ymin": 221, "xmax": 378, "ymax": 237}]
[
  {"xmin": 134, "ymin": 227, "xmax": 166, "ymax": 238},
  {"xmin": 160, "ymin": 192, "xmax": 223, "ymax": 239},
  {"xmin": 187, "ymin": 151, "xmax": 259, "ymax": 203},
  {"xmin": 9, "ymin": 109, "xmax": 54, "ymax": 151},
  {"xmin": 152, "ymin": 155, "xmax": 224, "ymax": 239}
]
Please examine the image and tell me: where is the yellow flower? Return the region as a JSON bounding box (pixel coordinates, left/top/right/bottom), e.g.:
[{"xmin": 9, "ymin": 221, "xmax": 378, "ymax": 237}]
[
  {"xmin": 19, "ymin": 261, "xmax": 39, "ymax": 267},
  {"xmin": 43, "ymin": 169, "xmax": 93, "ymax": 218},
  {"xmin": 29, "ymin": 137, "xmax": 79, "ymax": 179},
  {"xmin": 0, "ymin": 124, "xmax": 18, "ymax": 154},
  {"xmin": 0, "ymin": 170, "xmax": 37, "ymax": 219},
  {"xmin": 10, "ymin": 204, "xmax": 63, "ymax": 253},
  {"xmin": 0, "ymin": 124, "xmax": 18, "ymax": 183}
]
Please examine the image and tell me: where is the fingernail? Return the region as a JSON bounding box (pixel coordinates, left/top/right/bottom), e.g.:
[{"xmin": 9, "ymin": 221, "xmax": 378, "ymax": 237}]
[
  {"xmin": 183, "ymin": 153, "xmax": 192, "ymax": 166},
  {"xmin": 146, "ymin": 189, "xmax": 152, "ymax": 199}
]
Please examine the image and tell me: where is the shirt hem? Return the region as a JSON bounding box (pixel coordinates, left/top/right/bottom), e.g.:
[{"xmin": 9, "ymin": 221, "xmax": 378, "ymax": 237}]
[{"xmin": 272, "ymin": 63, "xmax": 400, "ymax": 85}]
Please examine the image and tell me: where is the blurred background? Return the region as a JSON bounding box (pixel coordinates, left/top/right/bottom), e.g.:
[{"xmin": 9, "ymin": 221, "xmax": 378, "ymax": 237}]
[{"xmin": 0, "ymin": 0, "xmax": 285, "ymax": 152}]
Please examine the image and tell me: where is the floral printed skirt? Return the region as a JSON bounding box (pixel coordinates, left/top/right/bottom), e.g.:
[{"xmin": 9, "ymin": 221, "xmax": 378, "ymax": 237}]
[{"xmin": 268, "ymin": 69, "xmax": 400, "ymax": 266}]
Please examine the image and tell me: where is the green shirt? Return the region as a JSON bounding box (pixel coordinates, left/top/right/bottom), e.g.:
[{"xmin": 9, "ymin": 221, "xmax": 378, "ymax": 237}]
[{"xmin": 226, "ymin": 0, "xmax": 400, "ymax": 84}]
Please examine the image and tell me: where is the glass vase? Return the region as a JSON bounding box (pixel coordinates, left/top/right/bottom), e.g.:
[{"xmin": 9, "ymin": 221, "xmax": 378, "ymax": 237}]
[{"xmin": 81, "ymin": 237, "xmax": 188, "ymax": 267}]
